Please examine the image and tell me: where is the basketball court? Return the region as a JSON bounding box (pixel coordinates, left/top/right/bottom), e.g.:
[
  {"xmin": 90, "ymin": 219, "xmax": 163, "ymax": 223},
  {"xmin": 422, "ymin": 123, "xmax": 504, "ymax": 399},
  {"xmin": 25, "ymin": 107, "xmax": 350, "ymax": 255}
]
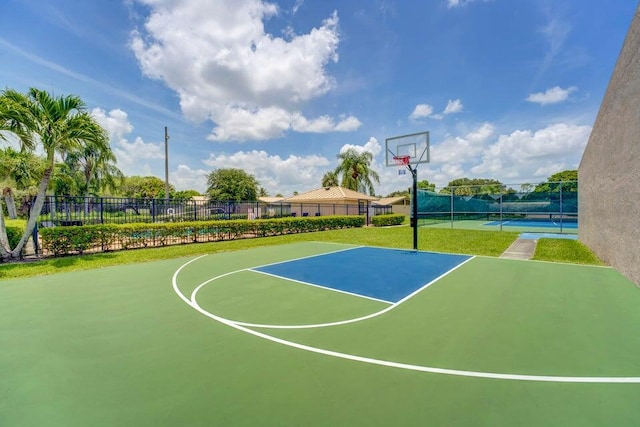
[{"xmin": 2, "ymin": 241, "xmax": 640, "ymax": 426}]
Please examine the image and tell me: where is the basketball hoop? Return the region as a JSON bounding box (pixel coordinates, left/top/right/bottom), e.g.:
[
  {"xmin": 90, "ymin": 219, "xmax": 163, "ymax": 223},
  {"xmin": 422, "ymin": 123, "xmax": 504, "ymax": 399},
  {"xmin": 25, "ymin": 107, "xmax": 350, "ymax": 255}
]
[
  {"xmin": 393, "ymin": 155, "xmax": 411, "ymax": 166},
  {"xmin": 386, "ymin": 132, "xmax": 429, "ymax": 251},
  {"xmin": 393, "ymin": 155, "xmax": 410, "ymax": 175}
]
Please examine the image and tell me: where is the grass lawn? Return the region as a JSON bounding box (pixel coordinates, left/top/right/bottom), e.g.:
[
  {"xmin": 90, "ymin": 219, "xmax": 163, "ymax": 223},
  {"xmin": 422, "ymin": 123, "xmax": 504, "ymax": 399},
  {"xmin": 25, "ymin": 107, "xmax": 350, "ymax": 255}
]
[
  {"xmin": 0, "ymin": 224, "xmax": 602, "ymax": 280},
  {"xmin": 533, "ymin": 238, "xmax": 605, "ymax": 265}
]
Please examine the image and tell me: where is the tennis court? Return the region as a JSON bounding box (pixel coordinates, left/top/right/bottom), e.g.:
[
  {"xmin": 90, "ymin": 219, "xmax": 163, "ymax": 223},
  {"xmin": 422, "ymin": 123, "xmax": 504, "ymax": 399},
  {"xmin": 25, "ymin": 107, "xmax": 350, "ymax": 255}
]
[
  {"xmin": 2, "ymin": 241, "xmax": 640, "ymax": 426},
  {"xmin": 423, "ymin": 218, "xmax": 578, "ymax": 235}
]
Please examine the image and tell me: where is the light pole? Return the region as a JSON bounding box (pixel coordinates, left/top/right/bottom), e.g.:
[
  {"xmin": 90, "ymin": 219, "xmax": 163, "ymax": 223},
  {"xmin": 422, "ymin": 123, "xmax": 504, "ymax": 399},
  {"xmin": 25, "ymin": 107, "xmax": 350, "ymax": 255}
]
[{"xmin": 164, "ymin": 126, "xmax": 170, "ymax": 204}]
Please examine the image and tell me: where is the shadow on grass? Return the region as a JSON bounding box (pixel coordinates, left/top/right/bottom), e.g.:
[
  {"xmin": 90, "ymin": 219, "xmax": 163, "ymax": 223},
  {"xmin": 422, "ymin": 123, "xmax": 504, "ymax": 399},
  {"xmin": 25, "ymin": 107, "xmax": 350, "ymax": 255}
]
[{"xmin": 0, "ymin": 252, "xmax": 118, "ymax": 279}]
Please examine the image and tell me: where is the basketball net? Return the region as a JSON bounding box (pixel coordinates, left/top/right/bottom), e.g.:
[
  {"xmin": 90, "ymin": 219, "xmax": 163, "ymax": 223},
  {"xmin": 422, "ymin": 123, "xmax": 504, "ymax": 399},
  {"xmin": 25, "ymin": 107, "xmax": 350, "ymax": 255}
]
[{"xmin": 393, "ymin": 155, "xmax": 410, "ymax": 175}]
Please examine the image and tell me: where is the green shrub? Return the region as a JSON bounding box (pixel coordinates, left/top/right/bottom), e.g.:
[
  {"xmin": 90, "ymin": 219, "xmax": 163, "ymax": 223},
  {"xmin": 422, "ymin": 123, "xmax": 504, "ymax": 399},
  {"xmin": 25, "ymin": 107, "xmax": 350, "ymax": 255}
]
[
  {"xmin": 371, "ymin": 214, "xmax": 405, "ymax": 227},
  {"xmin": 6, "ymin": 225, "xmax": 23, "ymax": 249},
  {"xmin": 39, "ymin": 215, "xmax": 366, "ymax": 256},
  {"xmin": 3, "ymin": 219, "xmax": 27, "ymax": 250}
]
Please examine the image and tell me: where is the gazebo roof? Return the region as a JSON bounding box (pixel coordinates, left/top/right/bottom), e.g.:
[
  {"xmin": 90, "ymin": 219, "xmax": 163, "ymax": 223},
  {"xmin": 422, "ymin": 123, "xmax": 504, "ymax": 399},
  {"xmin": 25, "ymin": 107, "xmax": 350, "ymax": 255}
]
[
  {"xmin": 285, "ymin": 186, "xmax": 378, "ymax": 202},
  {"xmin": 372, "ymin": 196, "xmax": 408, "ymax": 206},
  {"xmin": 258, "ymin": 196, "xmax": 286, "ymax": 204}
]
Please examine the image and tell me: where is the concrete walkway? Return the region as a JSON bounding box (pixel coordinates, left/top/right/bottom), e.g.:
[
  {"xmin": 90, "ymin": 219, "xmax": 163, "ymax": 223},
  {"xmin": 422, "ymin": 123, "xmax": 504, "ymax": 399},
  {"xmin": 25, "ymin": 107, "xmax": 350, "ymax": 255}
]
[{"xmin": 500, "ymin": 238, "xmax": 537, "ymax": 260}]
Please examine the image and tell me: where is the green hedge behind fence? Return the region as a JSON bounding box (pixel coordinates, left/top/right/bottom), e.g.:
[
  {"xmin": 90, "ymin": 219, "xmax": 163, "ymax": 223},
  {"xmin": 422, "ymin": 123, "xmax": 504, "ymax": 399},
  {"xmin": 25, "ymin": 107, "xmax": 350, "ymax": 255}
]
[
  {"xmin": 371, "ymin": 213, "xmax": 405, "ymax": 227},
  {"xmin": 6, "ymin": 224, "xmax": 24, "ymax": 249},
  {"xmin": 39, "ymin": 215, "xmax": 365, "ymax": 256}
]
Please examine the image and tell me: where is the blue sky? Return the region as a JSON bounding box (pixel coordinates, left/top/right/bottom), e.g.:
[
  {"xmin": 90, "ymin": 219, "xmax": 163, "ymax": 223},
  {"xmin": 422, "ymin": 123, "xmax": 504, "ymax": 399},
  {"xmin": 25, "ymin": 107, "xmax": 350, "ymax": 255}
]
[{"xmin": 0, "ymin": 0, "xmax": 636, "ymax": 196}]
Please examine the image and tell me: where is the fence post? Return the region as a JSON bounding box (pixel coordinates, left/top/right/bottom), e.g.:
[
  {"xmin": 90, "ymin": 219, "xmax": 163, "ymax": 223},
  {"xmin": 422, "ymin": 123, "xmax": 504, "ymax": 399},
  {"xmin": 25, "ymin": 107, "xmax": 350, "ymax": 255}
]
[
  {"xmin": 151, "ymin": 199, "xmax": 156, "ymax": 223},
  {"xmin": 499, "ymin": 192, "xmax": 503, "ymax": 231},
  {"xmin": 50, "ymin": 195, "xmax": 55, "ymax": 224},
  {"xmin": 32, "ymin": 221, "xmax": 39, "ymax": 255},
  {"xmin": 559, "ymin": 182, "xmax": 563, "ymax": 233},
  {"xmin": 100, "ymin": 197, "xmax": 104, "ymax": 224},
  {"xmin": 450, "ymin": 191, "xmax": 454, "ymax": 228}
]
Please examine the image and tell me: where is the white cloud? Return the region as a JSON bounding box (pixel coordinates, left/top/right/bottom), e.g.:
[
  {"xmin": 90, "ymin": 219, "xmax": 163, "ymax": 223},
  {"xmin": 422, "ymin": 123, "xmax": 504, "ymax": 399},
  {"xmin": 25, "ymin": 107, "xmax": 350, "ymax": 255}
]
[
  {"xmin": 410, "ymin": 100, "xmax": 462, "ymax": 122},
  {"xmin": 113, "ymin": 136, "xmax": 164, "ymax": 176},
  {"xmin": 465, "ymin": 122, "xmax": 494, "ymax": 143},
  {"xmin": 403, "ymin": 122, "xmax": 590, "ymax": 189},
  {"xmin": 91, "ymin": 108, "xmax": 133, "ymax": 140},
  {"xmin": 334, "ymin": 116, "xmax": 363, "ymax": 132},
  {"xmin": 292, "ymin": 114, "xmax": 362, "ymax": 133},
  {"xmin": 469, "ymin": 123, "xmax": 591, "ymax": 181},
  {"xmin": 180, "ymin": 121, "xmax": 588, "ymax": 197},
  {"xmin": 292, "ymin": 0, "xmax": 304, "ymax": 14},
  {"xmin": 447, "ymin": 0, "xmax": 491, "ymax": 8},
  {"xmin": 208, "ymin": 106, "xmax": 292, "ymax": 141},
  {"xmin": 171, "ymin": 164, "xmax": 209, "ymax": 193},
  {"xmin": 339, "ymin": 137, "xmax": 382, "ymax": 157},
  {"xmin": 538, "ymin": 15, "xmax": 571, "ymax": 75},
  {"xmin": 431, "ymin": 123, "xmax": 494, "ymax": 166},
  {"xmin": 526, "ymin": 86, "xmax": 577, "ymax": 105},
  {"xmin": 443, "ymin": 98, "xmax": 464, "ymax": 114},
  {"xmin": 92, "ymin": 107, "xmax": 164, "ymax": 177},
  {"xmin": 409, "ymin": 104, "xmax": 433, "ymax": 120},
  {"xmin": 131, "ymin": 0, "xmax": 356, "ymax": 141}
]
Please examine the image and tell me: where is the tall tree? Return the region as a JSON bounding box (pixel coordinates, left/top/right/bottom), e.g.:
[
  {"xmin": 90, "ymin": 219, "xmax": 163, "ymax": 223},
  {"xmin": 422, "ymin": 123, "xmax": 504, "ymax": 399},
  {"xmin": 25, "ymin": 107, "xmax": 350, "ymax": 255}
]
[
  {"xmin": 50, "ymin": 162, "xmax": 78, "ymax": 196},
  {"xmin": 0, "ymin": 148, "xmax": 45, "ymax": 218},
  {"xmin": 0, "ymin": 88, "xmax": 111, "ymax": 260},
  {"xmin": 417, "ymin": 179, "xmax": 436, "ymax": 192},
  {"xmin": 533, "ymin": 170, "xmax": 578, "ymax": 193},
  {"xmin": 119, "ymin": 176, "xmax": 171, "ymax": 199},
  {"xmin": 334, "ymin": 148, "xmax": 380, "ymax": 195},
  {"xmin": 64, "ymin": 142, "xmax": 123, "ymax": 196},
  {"xmin": 206, "ymin": 168, "xmax": 259, "ymax": 201},
  {"xmin": 173, "ymin": 189, "xmax": 202, "ymax": 200},
  {"xmin": 321, "ymin": 171, "xmax": 339, "ymax": 187},
  {"xmin": 439, "ymin": 178, "xmax": 505, "ymax": 195}
]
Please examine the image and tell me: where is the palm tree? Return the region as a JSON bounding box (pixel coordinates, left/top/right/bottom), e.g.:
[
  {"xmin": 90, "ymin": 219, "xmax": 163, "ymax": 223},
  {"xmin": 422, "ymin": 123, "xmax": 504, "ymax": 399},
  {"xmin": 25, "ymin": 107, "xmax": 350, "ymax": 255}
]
[
  {"xmin": 321, "ymin": 171, "xmax": 339, "ymax": 187},
  {"xmin": 0, "ymin": 147, "xmax": 45, "ymax": 218},
  {"xmin": 334, "ymin": 148, "xmax": 380, "ymax": 195},
  {"xmin": 0, "ymin": 88, "xmax": 111, "ymax": 260},
  {"xmin": 64, "ymin": 142, "xmax": 123, "ymax": 197}
]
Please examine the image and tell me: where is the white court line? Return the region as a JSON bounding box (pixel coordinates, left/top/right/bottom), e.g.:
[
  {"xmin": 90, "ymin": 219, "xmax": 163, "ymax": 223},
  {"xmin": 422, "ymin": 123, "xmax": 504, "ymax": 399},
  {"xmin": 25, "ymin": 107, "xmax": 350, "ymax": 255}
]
[
  {"xmin": 248, "ymin": 268, "xmax": 393, "ymax": 304},
  {"xmin": 251, "ymin": 245, "xmax": 362, "ymax": 270},
  {"xmin": 173, "ymin": 255, "xmax": 640, "ymax": 383}
]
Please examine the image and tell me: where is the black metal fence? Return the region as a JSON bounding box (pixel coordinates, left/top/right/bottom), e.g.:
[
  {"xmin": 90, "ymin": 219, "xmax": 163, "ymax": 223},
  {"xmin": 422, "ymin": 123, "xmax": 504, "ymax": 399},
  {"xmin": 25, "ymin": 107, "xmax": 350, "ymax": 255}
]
[{"xmin": 38, "ymin": 196, "xmax": 392, "ymax": 226}]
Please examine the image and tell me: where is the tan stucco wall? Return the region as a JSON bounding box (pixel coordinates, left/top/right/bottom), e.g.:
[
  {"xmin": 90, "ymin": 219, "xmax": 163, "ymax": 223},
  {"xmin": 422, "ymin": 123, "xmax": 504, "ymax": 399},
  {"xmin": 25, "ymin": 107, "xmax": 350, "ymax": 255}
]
[{"xmin": 578, "ymin": 5, "xmax": 640, "ymax": 286}]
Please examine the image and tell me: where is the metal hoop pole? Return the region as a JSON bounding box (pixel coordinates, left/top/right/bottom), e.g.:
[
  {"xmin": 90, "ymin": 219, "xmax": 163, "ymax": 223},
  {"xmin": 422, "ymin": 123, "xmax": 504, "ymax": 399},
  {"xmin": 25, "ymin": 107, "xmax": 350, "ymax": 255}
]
[{"xmin": 410, "ymin": 165, "xmax": 418, "ymax": 250}]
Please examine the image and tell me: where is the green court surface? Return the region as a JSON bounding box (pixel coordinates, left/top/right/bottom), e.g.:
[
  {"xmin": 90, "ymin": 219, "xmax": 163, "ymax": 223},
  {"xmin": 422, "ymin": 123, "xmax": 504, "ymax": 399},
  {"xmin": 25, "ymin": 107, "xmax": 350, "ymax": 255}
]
[
  {"xmin": 422, "ymin": 219, "xmax": 578, "ymax": 234},
  {"xmin": 2, "ymin": 242, "xmax": 640, "ymax": 426}
]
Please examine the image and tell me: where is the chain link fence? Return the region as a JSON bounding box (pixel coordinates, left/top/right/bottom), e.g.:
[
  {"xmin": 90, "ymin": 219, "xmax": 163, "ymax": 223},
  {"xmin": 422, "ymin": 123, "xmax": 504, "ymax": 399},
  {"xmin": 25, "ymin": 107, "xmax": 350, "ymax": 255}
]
[{"xmin": 414, "ymin": 181, "xmax": 578, "ymax": 234}]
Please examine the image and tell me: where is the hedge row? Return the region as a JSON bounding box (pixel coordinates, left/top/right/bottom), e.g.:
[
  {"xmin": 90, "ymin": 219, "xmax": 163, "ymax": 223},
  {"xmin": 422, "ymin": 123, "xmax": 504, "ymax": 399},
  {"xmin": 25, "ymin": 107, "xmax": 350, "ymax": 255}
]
[
  {"xmin": 6, "ymin": 225, "xmax": 23, "ymax": 249},
  {"xmin": 371, "ymin": 213, "xmax": 405, "ymax": 227},
  {"xmin": 39, "ymin": 215, "xmax": 365, "ymax": 256}
]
